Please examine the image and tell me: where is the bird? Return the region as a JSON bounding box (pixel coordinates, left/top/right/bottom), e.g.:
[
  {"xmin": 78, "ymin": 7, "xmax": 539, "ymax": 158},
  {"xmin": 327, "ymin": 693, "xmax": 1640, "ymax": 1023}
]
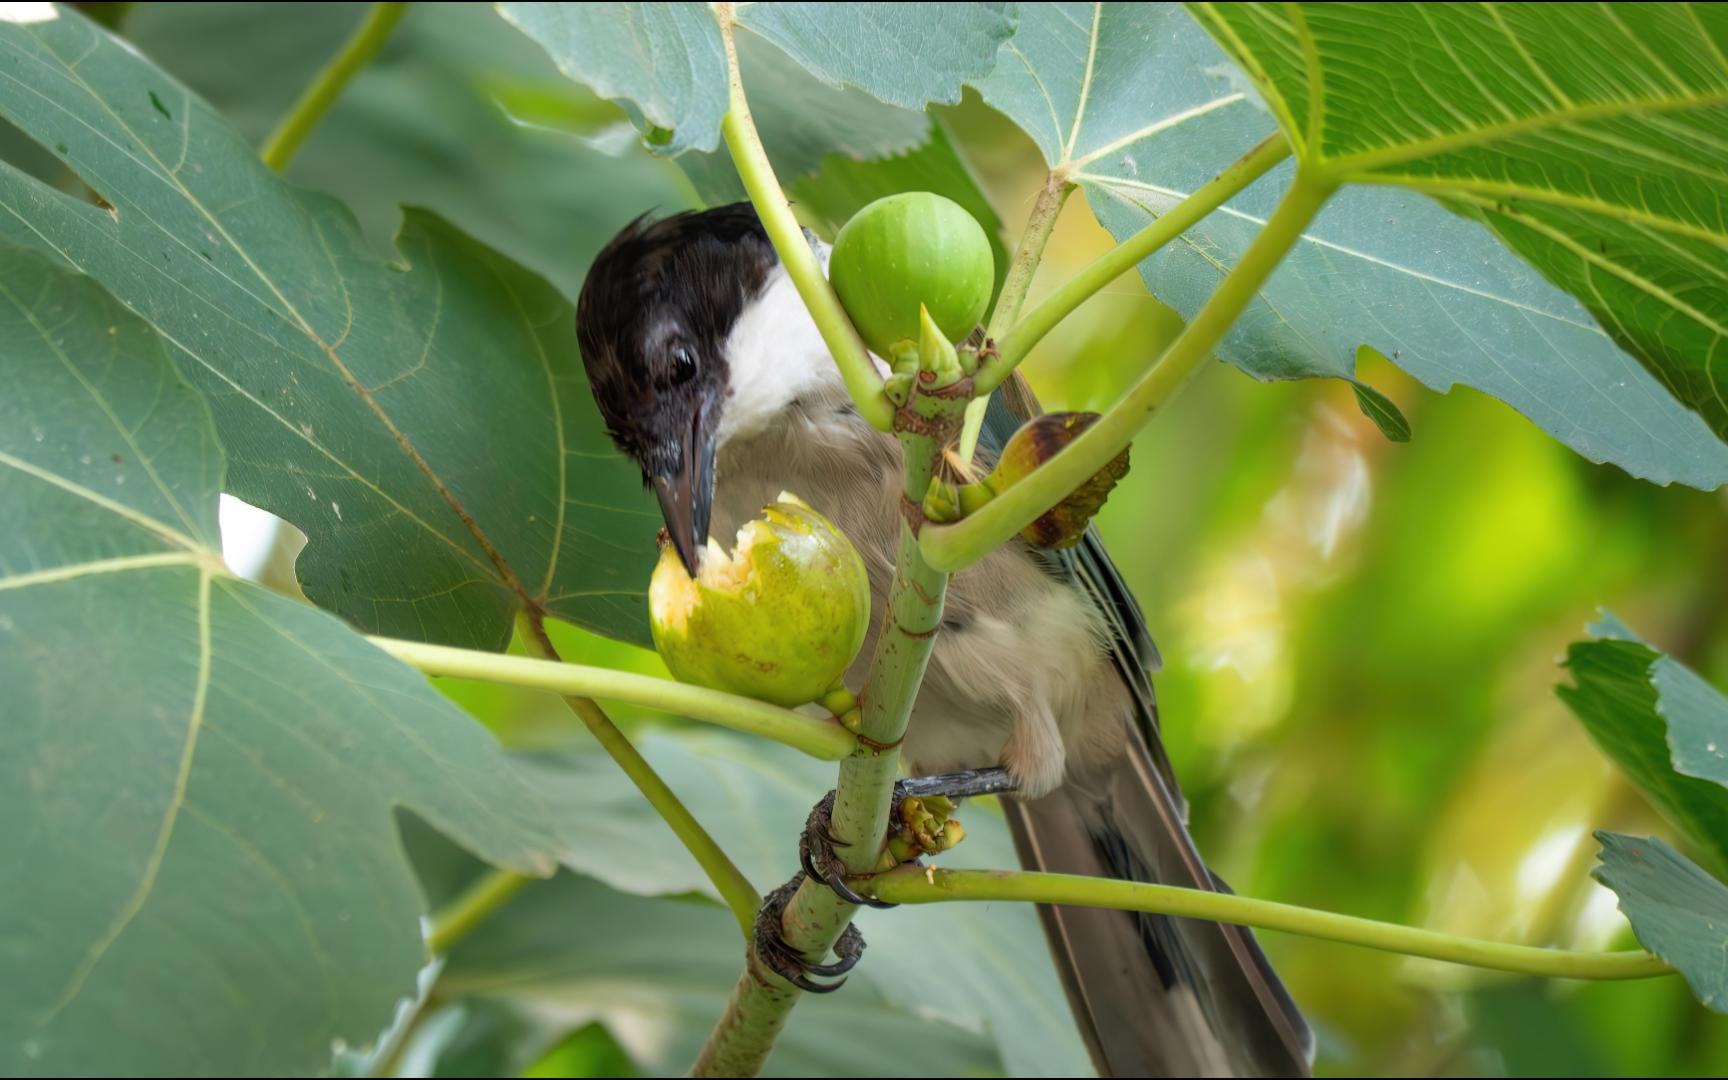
[{"xmin": 575, "ymin": 201, "xmax": 1312, "ymax": 1078}]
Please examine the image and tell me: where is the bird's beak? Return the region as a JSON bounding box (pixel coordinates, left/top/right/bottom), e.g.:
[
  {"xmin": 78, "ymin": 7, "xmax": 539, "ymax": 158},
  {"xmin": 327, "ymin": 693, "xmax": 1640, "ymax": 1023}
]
[{"xmin": 651, "ymin": 402, "xmax": 716, "ymax": 579}]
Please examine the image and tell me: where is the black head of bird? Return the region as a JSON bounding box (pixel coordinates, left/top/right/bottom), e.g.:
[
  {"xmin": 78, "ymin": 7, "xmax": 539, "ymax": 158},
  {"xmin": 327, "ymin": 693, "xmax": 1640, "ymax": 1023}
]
[{"xmin": 575, "ymin": 204, "xmax": 778, "ymax": 577}]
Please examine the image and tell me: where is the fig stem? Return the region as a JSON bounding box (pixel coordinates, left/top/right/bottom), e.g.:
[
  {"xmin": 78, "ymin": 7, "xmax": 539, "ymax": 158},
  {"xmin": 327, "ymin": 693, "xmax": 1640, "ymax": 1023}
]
[
  {"xmin": 368, "ymin": 634, "xmax": 858, "ymax": 759},
  {"xmin": 518, "ymin": 613, "xmax": 762, "ymax": 937},
  {"xmin": 956, "ymin": 133, "xmax": 1291, "ymax": 463},
  {"xmin": 260, "ymin": 3, "xmax": 410, "ymax": 171},
  {"xmin": 958, "ymin": 172, "xmax": 1073, "ymax": 461},
  {"xmin": 690, "ymin": 375, "xmax": 963, "ymax": 1079},
  {"xmin": 921, "ymin": 163, "xmax": 1334, "ymax": 573},
  {"xmin": 716, "ymin": 4, "xmax": 895, "ymax": 432},
  {"xmin": 867, "ymin": 867, "xmax": 1675, "ymax": 981}
]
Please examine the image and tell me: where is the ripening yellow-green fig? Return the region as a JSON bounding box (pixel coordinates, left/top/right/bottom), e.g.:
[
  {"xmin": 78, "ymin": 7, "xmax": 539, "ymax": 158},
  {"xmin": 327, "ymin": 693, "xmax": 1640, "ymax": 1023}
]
[{"xmin": 649, "ymin": 493, "xmax": 870, "ymax": 708}]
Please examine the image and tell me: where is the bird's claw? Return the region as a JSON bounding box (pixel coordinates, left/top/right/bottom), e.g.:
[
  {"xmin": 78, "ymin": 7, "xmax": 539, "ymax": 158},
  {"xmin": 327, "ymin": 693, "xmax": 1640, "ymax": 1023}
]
[
  {"xmin": 799, "ymin": 769, "xmax": 1018, "ymax": 908},
  {"xmin": 801, "ymin": 791, "xmax": 897, "ymax": 908},
  {"xmin": 752, "ymin": 875, "xmax": 867, "ymax": 993}
]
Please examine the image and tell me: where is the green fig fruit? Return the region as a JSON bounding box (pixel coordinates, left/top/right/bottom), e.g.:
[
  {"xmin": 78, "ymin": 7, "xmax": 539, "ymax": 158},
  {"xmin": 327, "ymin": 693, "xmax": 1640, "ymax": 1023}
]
[
  {"xmin": 829, "ymin": 192, "xmax": 994, "ymax": 360},
  {"xmin": 649, "ymin": 493, "xmax": 870, "ymax": 708}
]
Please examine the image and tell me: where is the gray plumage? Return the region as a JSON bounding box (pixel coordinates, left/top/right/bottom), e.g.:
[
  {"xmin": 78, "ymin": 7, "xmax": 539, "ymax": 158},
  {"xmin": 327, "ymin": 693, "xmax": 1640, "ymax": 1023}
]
[{"xmin": 576, "ymin": 205, "xmax": 1313, "ymax": 1078}]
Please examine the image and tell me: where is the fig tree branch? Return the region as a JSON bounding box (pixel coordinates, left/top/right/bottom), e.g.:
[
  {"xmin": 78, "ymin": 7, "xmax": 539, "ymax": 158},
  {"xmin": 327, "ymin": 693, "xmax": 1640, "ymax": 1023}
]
[
  {"xmin": 260, "ymin": 2, "xmax": 411, "ymax": 171},
  {"xmin": 869, "ymin": 866, "xmax": 1675, "ymax": 981},
  {"xmin": 369, "ymin": 635, "xmax": 857, "ymax": 759},
  {"xmin": 921, "ymin": 162, "xmax": 1332, "ymax": 573},
  {"xmin": 714, "ymin": 3, "xmax": 894, "ymax": 431},
  {"xmin": 688, "ymin": 330, "xmax": 968, "ymax": 1076}
]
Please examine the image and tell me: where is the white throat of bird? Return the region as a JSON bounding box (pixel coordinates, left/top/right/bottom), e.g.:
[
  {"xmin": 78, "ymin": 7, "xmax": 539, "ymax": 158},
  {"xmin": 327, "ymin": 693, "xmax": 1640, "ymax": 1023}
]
[{"xmin": 714, "ymin": 242, "xmax": 891, "ymax": 449}]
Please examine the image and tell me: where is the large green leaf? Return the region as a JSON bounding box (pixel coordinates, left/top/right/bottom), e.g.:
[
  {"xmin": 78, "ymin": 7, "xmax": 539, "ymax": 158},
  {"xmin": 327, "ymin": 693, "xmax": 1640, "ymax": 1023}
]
[
  {"xmin": 426, "ymin": 869, "xmax": 1002, "ymax": 1077},
  {"xmin": 0, "ymin": 244, "xmax": 559, "ymax": 1075},
  {"xmin": 1559, "ymin": 614, "xmax": 1728, "ymax": 869},
  {"xmin": 511, "ymin": 729, "xmax": 1095, "ymax": 1077},
  {"xmin": 977, "ymin": 2, "xmax": 1728, "ymax": 489},
  {"xmin": 0, "ymin": 5, "xmax": 657, "ymax": 651},
  {"xmin": 1191, "ymin": 2, "xmax": 1728, "ymax": 463},
  {"xmin": 1593, "ymin": 832, "xmax": 1728, "ymax": 1013},
  {"xmin": 118, "ymin": 2, "xmax": 697, "ymax": 301},
  {"xmin": 498, "ymin": 2, "xmax": 1014, "ymax": 154}
]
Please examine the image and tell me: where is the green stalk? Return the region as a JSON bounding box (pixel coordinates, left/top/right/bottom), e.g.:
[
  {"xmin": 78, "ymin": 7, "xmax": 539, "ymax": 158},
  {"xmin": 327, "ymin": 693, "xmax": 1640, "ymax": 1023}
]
[
  {"xmin": 259, "ymin": 2, "xmax": 410, "ymax": 171},
  {"xmin": 805, "ymin": 424, "xmax": 951, "ymax": 877},
  {"xmin": 921, "ymin": 166, "xmax": 1336, "ymax": 573},
  {"xmin": 518, "ymin": 614, "xmax": 760, "ymax": 936},
  {"xmin": 689, "ymin": 378, "xmax": 963, "ymax": 1079},
  {"xmin": 427, "ymin": 867, "xmax": 530, "ymax": 955},
  {"xmin": 715, "ymin": 4, "xmax": 893, "ymax": 431},
  {"xmin": 957, "ymin": 175, "xmax": 1074, "ymax": 462},
  {"xmin": 870, "ymin": 868, "xmax": 1674, "ymax": 981},
  {"xmin": 989, "ymin": 176, "xmax": 1075, "ymax": 338},
  {"xmin": 990, "ymin": 133, "xmax": 1292, "ymax": 385},
  {"xmin": 368, "ymin": 636, "xmax": 855, "ymax": 760}
]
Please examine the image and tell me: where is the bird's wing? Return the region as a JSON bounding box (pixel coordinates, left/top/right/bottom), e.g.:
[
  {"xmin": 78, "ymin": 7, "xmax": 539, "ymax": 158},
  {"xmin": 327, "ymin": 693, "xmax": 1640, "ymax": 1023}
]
[
  {"xmin": 979, "ymin": 377, "xmax": 1177, "ymax": 795},
  {"xmin": 980, "ymin": 373, "xmax": 1313, "ymax": 1077}
]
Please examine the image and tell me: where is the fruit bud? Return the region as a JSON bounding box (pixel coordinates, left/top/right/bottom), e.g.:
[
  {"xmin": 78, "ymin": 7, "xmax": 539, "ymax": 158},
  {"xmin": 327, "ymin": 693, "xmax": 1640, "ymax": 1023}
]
[{"xmin": 983, "ymin": 412, "xmax": 1129, "ymax": 548}]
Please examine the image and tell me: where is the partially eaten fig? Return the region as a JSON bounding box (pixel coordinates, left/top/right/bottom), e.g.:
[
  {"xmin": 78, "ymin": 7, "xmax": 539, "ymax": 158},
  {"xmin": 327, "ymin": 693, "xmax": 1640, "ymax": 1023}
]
[{"xmin": 649, "ymin": 493, "xmax": 871, "ymax": 707}]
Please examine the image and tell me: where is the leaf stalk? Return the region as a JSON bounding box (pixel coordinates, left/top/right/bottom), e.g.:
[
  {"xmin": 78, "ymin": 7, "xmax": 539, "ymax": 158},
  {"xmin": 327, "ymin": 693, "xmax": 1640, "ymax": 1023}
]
[
  {"xmin": 870, "ymin": 867, "xmax": 1675, "ymax": 981},
  {"xmin": 714, "ymin": 3, "xmax": 894, "ymax": 431},
  {"xmin": 921, "ymin": 161, "xmax": 1331, "ymax": 573},
  {"xmin": 517, "ymin": 613, "xmax": 760, "ymax": 936},
  {"xmin": 957, "ymin": 173, "xmax": 1074, "ymax": 460},
  {"xmin": 993, "ymin": 132, "xmax": 1292, "ymax": 378},
  {"xmin": 259, "ymin": 2, "xmax": 411, "ymax": 171},
  {"xmin": 368, "ymin": 635, "xmax": 856, "ymax": 760}
]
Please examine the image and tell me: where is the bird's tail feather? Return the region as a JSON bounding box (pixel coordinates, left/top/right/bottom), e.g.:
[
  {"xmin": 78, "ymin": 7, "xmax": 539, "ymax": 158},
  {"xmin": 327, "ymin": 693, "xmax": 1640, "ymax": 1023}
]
[{"xmin": 1003, "ymin": 734, "xmax": 1312, "ymax": 1078}]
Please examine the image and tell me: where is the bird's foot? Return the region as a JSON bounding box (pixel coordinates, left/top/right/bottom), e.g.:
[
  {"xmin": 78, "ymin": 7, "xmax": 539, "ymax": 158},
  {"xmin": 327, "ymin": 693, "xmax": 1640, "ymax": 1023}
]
[
  {"xmin": 801, "ymin": 767, "xmax": 1020, "ymax": 907},
  {"xmin": 897, "ymin": 766, "xmax": 1020, "ymax": 801},
  {"xmin": 800, "ymin": 791, "xmax": 896, "ymax": 908},
  {"xmin": 753, "ymin": 874, "xmax": 866, "ymax": 993}
]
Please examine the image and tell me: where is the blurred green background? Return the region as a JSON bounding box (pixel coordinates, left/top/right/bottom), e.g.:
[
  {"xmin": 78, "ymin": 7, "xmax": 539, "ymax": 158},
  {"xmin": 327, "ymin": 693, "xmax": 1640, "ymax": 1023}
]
[{"xmin": 28, "ymin": 4, "xmax": 1728, "ymax": 1076}]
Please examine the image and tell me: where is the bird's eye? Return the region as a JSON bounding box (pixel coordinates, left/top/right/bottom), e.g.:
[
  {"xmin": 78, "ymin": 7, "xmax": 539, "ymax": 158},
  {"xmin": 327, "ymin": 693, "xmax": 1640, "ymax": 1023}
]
[{"xmin": 671, "ymin": 346, "xmax": 699, "ymax": 384}]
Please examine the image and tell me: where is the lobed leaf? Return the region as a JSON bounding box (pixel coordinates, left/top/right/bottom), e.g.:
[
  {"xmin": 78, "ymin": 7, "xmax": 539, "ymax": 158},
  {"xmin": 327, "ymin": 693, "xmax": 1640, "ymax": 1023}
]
[
  {"xmin": 495, "ymin": 1, "xmax": 726, "ymax": 155},
  {"xmin": 1593, "ymin": 832, "xmax": 1728, "ymax": 1013},
  {"xmin": 0, "ymin": 244, "xmax": 560, "ymax": 1075},
  {"xmin": 498, "ymin": 1, "xmax": 1015, "ymax": 155},
  {"xmin": 1191, "ymin": 1, "xmax": 1728, "ymax": 477},
  {"xmin": 979, "ymin": 2, "xmax": 1728, "ymax": 488},
  {"xmin": 1559, "ymin": 613, "xmax": 1728, "ymax": 870},
  {"xmin": 119, "ymin": 1, "xmax": 699, "ymax": 301},
  {"xmin": 0, "ymin": 5, "xmax": 657, "ymax": 650}
]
